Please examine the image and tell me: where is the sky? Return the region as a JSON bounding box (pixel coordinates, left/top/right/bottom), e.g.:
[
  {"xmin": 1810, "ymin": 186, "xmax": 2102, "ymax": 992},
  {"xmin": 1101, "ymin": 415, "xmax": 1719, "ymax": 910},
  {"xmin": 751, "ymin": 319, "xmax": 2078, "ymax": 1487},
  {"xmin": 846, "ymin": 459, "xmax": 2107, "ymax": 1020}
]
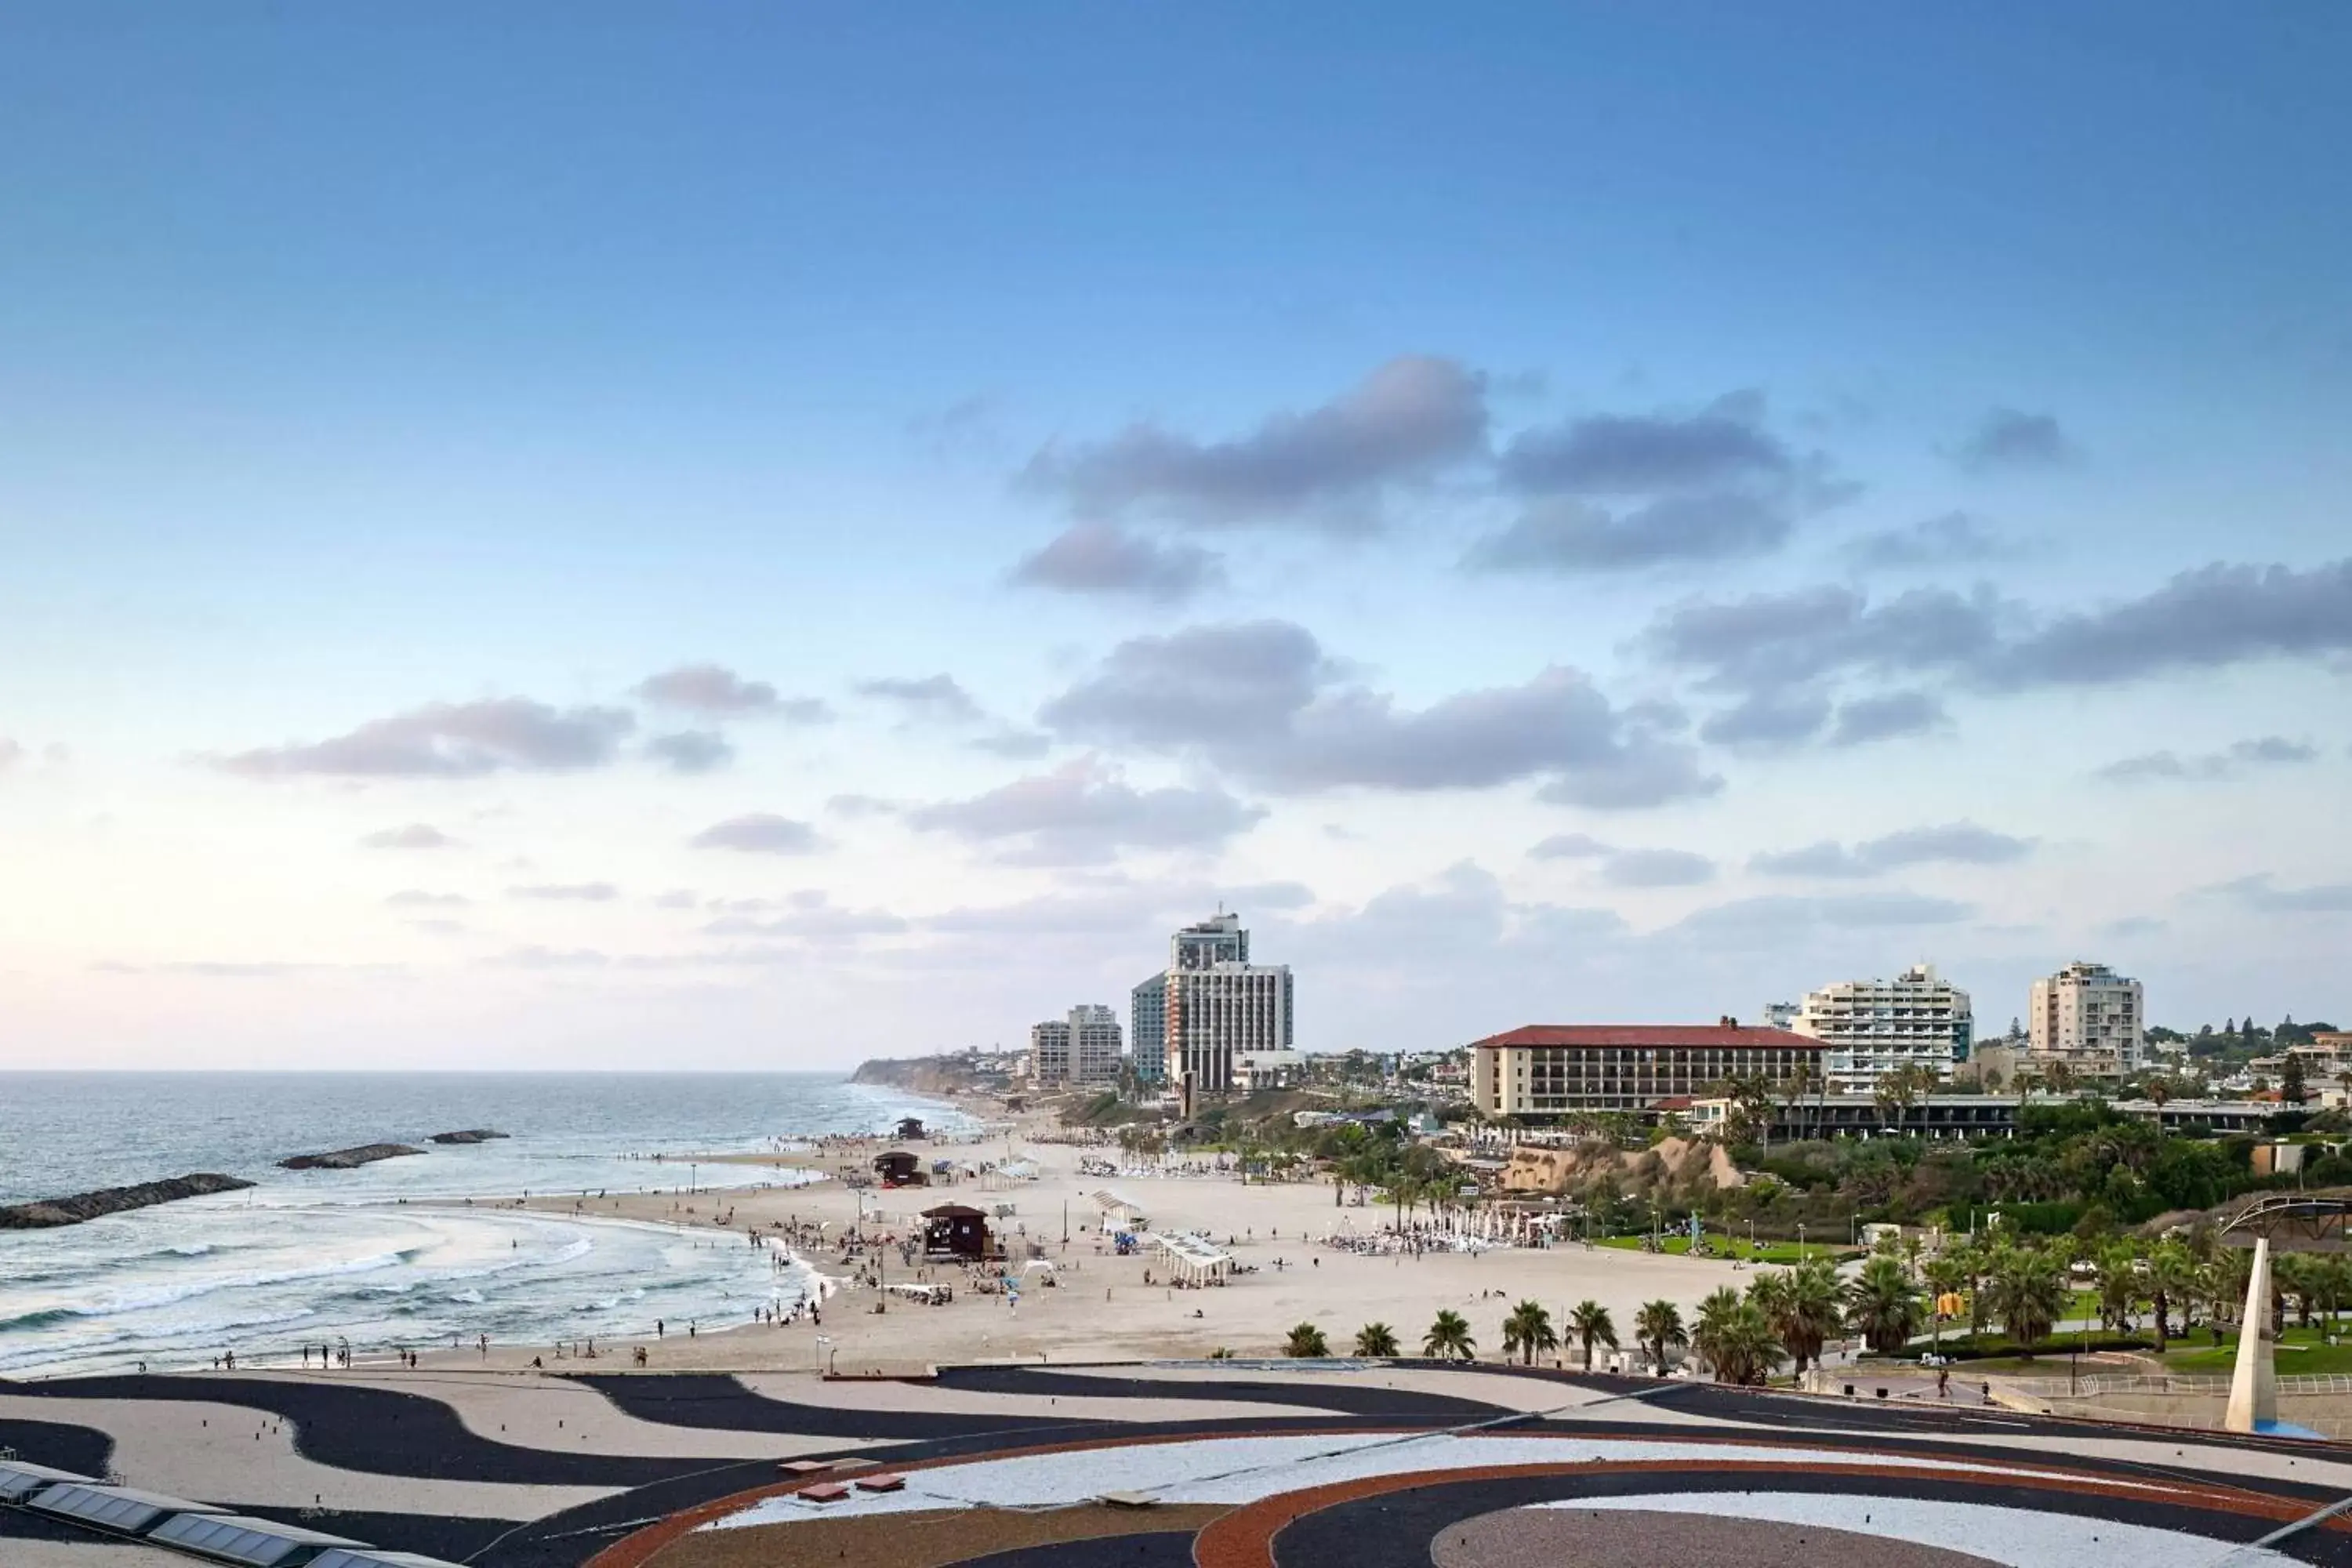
[{"xmin": 2, "ymin": 4, "xmax": 2349, "ymax": 1069}]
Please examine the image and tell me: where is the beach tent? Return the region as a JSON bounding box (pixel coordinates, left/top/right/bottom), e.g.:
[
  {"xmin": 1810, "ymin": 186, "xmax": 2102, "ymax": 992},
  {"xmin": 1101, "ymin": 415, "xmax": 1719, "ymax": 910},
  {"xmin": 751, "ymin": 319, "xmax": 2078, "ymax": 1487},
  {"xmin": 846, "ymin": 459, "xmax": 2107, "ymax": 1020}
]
[
  {"xmin": 150, "ymin": 1512, "xmax": 364, "ymax": 1567},
  {"xmin": 1150, "ymin": 1230, "xmax": 1233, "ymax": 1286}
]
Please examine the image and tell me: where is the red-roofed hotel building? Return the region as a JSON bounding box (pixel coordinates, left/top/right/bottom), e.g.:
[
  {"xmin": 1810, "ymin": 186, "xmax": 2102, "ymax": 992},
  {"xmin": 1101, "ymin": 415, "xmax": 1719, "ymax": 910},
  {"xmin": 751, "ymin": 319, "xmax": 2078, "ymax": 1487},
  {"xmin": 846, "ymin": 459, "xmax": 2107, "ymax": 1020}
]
[{"xmin": 1469, "ymin": 1022, "xmax": 1823, "ymax": 1120}]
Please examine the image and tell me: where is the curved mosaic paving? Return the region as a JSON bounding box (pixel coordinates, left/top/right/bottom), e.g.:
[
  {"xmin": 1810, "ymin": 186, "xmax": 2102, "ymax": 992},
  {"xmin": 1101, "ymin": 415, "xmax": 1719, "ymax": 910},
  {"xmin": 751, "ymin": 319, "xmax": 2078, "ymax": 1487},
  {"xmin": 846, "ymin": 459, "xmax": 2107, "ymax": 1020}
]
[{"xmin": 4, "ymin": 1363, "xmax": 2348, "ymax": 1567}]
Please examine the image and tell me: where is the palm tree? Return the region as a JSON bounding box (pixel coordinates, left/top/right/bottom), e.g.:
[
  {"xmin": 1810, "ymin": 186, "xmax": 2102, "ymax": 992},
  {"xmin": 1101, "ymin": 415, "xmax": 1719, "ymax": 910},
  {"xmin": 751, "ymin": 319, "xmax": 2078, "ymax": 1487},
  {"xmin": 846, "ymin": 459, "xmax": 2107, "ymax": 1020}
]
[
  {"xmin": 1750, "ymin": 1259, "xmax": 1844, "ymax": 1374},
  {"xmin": 1984, "ymin": 1242, "xmax": 2069, "ymax": 1356},
  {"xmin": 1422, "ymin": 1308, "xmax": 1476, "ymax": 1361},
  {"xmin": 2145, "ymin": 1238, "xmax": 2194, "ymax": 1352},
  {"xmin": 1565, "ymin": 1299, "xmax": 1616, "ymax": 1370},
  {"xmin": 2274, "ymin": 1253, "xmax": 2319, "ymax": 1330},
  {"xmin": 1846, "ymin": 1254, "xmax": 1923, "ymax": 1354},
  {"xmin": 1691, "ymin": 1286, "xmax": 1784, "ymax": 1384},
  {"xmin": 2093, "ymin": 1240, "xmax": 2144, "ymax": 1334},
  {"xmin": 1353, "ymin": 1322, "xmax": 1400, "ymax": 1358},
  {"xmin": 1283, "ymin": 1322, "xmax": 1330, "ymax": 1358},
  {"xmin": 1502, "ymin": 1299, "xmax": 1562, "ymax": 1366},
  {"xmin": 1633, "ymin": 1298, "xmax": 1687, "ymax": 1374}
]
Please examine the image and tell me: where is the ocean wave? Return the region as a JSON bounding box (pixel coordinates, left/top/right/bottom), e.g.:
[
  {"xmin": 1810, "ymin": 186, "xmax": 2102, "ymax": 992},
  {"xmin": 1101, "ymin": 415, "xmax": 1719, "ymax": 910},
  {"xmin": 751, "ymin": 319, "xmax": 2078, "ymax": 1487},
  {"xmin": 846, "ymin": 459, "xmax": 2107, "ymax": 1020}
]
[
  {"xmin": 64, "ymin": 1248, "xmax": 415, "ymax": 1318},
  {"xmin": 446, "ymin": 1288, "xmax": 485, "ymax": 1305}
]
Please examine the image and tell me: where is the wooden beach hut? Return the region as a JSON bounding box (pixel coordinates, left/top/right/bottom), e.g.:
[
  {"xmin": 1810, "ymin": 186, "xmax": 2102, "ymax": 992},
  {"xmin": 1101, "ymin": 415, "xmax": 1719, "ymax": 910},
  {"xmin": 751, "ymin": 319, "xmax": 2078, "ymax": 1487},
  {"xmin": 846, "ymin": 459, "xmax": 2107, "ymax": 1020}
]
[{"xmin": 922, "ymin": 1202, "xmax": 993, "ymax": 1260}]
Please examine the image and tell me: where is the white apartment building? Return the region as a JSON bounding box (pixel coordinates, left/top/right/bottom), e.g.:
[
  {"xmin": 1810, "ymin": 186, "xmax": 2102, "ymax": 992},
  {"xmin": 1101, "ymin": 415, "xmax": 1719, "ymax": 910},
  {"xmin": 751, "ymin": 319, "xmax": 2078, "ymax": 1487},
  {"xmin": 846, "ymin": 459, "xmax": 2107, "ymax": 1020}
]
[
  {"xmin": 1132, "ymin": 911, "xmax": 1294, "ymax": 1092},
  {"xmin": 1069, "ymin": 1004, "xmax": 1123, "ymax": 1084},
  {"xmin": 1027, "ymin": 1018, "xmax": 1073, "ymax": 1084},
  {"xmin": 2030, "ymin": 961, "xmax": 2145, "ymax": 1073},
  {"xmin": 1792, "ymin": 963, "xmax": 1973, "ymax": 1094}
]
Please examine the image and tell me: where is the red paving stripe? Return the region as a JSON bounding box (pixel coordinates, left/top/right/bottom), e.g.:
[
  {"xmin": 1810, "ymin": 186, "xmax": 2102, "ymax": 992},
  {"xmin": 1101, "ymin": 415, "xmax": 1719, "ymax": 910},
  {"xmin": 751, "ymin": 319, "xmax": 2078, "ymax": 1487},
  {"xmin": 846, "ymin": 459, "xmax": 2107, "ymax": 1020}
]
[
  {"xmin": 1192, "ymin": 1457, "xmax": 2350, "ymax": 1568},
  {"xmin": 585, "ymin": 1425, "xmax": 2330, "ymax": 1568}
]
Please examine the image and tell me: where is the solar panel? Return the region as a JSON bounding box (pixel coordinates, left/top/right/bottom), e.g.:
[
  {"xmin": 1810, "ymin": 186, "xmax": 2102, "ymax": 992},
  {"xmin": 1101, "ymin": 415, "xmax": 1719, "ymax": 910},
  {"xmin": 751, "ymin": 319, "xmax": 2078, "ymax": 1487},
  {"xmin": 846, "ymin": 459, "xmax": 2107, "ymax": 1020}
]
[
  {"xmin": 28, "ymin": 1481, "xmax": 230, "ymax": 1536},
  {"xmin": 0, "ymin": 1458, "xmax": 94, "ymax": 1504},
  {"xmin": 151, "ymin": 1512, "xmax": 365, "ymax": 1566}
]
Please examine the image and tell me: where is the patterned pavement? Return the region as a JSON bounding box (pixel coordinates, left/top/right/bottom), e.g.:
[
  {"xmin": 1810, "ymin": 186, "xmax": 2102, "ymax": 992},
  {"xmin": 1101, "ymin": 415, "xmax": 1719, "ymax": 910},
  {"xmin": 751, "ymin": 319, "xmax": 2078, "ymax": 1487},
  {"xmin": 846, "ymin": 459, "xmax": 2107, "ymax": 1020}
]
[{"xmin": 3, "ymin": 1363, "xmax": 2349, "ymax": 1567}]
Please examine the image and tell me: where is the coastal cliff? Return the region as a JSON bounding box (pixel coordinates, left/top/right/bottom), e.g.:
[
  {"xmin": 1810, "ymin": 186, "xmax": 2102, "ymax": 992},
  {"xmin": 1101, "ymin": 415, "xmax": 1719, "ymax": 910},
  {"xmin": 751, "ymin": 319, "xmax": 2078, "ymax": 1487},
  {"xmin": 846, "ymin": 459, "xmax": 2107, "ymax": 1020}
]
[
  {"xmin": 0, "ymin": 1173, "xmax": 256, "ymax": 1229},
  {"xmin": 427, "ymin": 1128, "xmax": 510, "ymax": 1145},
  {"xmin": 850, "ymin": 1054, "xmax": 981, "ymax": 1096},
  {"xmin": 278, "ymin": 1143, "xmax": 426, "ymax": 1171}
]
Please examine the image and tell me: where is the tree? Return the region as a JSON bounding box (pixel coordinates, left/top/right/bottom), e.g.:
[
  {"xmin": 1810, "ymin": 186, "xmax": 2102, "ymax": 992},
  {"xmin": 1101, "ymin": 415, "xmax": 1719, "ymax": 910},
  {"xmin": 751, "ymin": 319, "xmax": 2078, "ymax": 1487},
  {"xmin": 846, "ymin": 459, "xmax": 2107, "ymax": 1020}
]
[
  {"xmin": 1500, "ymin": 1299, "xmax": 1561, "ymax": 1366},
  {"xmin": 1691, "ymin": 1286, "xmax": 1784, "ymax": 1385},
  {"xmin": 2092, "ymin": 1240, "xmax": 2144, "ymax": 1333},
  {"xmin": 1565, "ymin": 1300, "xmax": 1616, "ymax": 1370},
  {"xmin": 1751, "ymin": 1259, "xmax": 1845, "ymax": 1373},
  {"xmin": 2281, "ymin": 1052, "xmax": 2310, "ymax": 1106},
  {"xmin": 1846, "ymin": 1254, "xmax": 1923, "ymax": 1354},
  {"xmin": 1633, "ymin": 1298, "xmax": 1687, "ymax": 1373},
  {"xmin": 1985, "ymin": 1242, "xmax": 2070, "ymax": 1356},
  {"xmin": 1422, "ymin": 1308, "xmax": 1476, "ymax": 1361},
  {"xmin": 2274, "ymin": 1253, "xmax": 2320, "ymax": 1329},
  {"xmin": 1283, "ymin": 1322, "xmax": 1330, "ymax": 1358},
  {"xmin": 2145, "ymin": 1238, "xmax": 2195, "ymax": 1352},
  {"xmin": 1353, "ymin": 1322, "xmax": 1400, "ymax": 1358}
]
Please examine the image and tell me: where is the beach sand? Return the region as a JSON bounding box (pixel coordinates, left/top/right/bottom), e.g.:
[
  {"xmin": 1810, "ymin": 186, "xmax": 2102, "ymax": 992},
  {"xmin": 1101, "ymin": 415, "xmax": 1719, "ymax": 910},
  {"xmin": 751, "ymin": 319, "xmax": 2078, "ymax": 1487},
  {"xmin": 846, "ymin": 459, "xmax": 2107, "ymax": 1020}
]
[{"xmin": 404, "ymin": 1109, "xmax": 1745, "ymax": 1377}]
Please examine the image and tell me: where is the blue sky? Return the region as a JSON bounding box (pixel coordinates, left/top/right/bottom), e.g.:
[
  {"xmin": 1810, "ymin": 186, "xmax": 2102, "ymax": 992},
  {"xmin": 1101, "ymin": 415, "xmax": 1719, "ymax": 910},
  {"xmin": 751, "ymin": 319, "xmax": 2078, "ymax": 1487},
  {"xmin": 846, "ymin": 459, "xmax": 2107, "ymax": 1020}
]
[{"xmin": 2, "ymin": 5, "xmax": 2347, "ymax": 1068}]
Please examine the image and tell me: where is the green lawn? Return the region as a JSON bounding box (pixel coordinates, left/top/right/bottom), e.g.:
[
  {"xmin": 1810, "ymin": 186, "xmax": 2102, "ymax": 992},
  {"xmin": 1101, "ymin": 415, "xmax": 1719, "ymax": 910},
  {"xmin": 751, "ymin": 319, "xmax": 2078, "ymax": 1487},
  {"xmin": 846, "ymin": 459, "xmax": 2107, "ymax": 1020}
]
[
  {"xmin": 2161, "ymin": 1324, "xmax": 2352, "ymax": 1377},
  {"xmin": 1595, "ymin": 1233, "xmax": 1855, "ymax": 1266}
]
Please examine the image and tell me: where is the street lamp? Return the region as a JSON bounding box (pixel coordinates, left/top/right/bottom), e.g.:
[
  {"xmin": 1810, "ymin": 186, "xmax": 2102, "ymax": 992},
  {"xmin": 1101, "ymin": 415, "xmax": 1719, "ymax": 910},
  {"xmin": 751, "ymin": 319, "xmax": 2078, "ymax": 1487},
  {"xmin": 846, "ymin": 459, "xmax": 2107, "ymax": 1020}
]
[{"xmin": 1798, "ymin": 1222, "xmax": 1807, "ymax": 1261}]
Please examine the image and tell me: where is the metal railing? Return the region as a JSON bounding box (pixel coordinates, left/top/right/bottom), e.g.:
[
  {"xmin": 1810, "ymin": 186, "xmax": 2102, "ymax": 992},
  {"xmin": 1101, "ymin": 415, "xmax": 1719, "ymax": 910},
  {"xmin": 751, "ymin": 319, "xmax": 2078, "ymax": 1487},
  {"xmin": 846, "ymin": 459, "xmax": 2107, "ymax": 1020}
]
[{"xmin": 1999, "ymin": 1370, "xmax": 2352, "ymax": 1398}]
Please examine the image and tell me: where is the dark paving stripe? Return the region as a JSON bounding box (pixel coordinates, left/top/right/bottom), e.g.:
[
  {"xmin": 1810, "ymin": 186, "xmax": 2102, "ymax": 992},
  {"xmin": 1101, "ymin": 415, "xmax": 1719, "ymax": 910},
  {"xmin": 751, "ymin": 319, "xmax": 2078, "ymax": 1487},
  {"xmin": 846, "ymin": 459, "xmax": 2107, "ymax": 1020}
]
[
  {"xmin": 465, "ymin": 1460, "xmax": 809, "ymax": 1568},
  {"xmin": 1, "ymin": 1508, "xmax": 115, "ymax": 1544},
  {"xmin": 0, "ymin": 1376, "xmax": 746, "ymax": 1487},
  {"xmin": 570, "ymin": 1374, "xmax": 1096, "ymax": 1442},
  {"xmin": 959, "ymin": 1530, "xmax": 1200, "ymax": 1566},
  {"xmin": 1269, "ymin": 1468, "xmax": 2341, "ymax": 1568},
  {"xmin": 0, "ymin": 1415, "xmax": 114, "ymax": 1477},
  {"xmin": 938, "ymin": 1366, "xmax": 1507, "ymax": 1421}
]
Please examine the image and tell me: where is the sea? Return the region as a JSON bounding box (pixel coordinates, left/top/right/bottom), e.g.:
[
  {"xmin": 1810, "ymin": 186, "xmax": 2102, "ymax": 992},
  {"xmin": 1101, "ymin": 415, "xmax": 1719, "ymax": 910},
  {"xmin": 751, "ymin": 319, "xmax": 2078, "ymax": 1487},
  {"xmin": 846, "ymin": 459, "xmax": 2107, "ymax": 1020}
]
[{"xmin": 0, "ymin": 1072, "xmax": 967, "ymax": 1379}]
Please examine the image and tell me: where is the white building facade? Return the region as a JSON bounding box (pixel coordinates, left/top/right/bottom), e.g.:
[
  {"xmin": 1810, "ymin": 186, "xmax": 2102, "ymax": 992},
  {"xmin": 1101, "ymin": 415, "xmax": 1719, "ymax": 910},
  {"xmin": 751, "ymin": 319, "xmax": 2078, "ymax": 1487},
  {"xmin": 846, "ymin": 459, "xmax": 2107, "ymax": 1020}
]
[
  {"xmin": 1131, "ymin": 911, "xmax": 1294, "ymax": 1092},
  {"xmin": 1792, "ymin": 964, "xmax": 1973, "ymax": 1094},
  {"xmin": 2030, "ymin": 961, "xmax": 2145, "ymax": 1073}
]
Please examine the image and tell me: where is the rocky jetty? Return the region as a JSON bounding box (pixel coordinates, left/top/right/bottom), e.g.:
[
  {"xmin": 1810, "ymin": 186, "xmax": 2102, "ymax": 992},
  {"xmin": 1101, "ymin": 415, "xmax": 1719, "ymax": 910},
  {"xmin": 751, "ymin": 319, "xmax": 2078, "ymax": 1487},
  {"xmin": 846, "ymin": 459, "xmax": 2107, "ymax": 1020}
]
[
  {"xmin": 0, "ymin": 1173, "xmax": 256, "ymax": 1229},
  {"xmin": 426, "ymin": 1128, "xmax": 510, "ymax": 1145},
  {"xmin": 278, "ymin": 1143, "xmax": 425, "ymax": 1171}
]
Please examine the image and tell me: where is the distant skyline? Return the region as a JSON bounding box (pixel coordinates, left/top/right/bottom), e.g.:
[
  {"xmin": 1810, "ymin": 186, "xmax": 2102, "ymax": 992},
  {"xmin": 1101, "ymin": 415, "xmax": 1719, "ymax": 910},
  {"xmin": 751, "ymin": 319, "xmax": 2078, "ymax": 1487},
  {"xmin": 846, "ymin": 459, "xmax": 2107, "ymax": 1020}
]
[{"xmin": 2, "ymin": 5, "xmax": 2348, "ymax": 1069}]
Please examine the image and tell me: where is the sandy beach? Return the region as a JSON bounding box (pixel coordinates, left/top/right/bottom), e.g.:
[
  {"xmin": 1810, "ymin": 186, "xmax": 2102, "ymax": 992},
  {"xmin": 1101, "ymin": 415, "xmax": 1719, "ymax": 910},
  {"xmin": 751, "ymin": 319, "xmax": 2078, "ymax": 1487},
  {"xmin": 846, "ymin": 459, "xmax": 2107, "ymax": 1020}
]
[{"xmin": 394, "ymin": 1104, "xmax": 1748, "ymax": 1378}]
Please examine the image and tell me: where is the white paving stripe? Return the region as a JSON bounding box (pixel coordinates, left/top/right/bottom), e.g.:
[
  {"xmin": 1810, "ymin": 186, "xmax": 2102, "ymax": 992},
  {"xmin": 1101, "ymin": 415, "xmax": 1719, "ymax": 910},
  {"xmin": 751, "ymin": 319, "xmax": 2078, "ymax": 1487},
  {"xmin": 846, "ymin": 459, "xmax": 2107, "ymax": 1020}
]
[
  {"xmin": 706, "ymin": 1432, "xmax": 2190, "ymax": 1529},
  {"xmin": 241, "ymin": 1370, "xmax": 887, "ymax": 1460},
  {"xmin": 0, "ymin": 1545, "xmax": 191, "ymax": 1568},
  {"xmin": 739, "ymin": 1372, "xmax": 1327, "ymax": 1423},
  {"xmin": 0, "ymin": 1394, "xmax": 619, "ymax": 1519},
  {"xmin": 1536, "ymin": 1492, "xmax": 2300, "ymax": 1568}
]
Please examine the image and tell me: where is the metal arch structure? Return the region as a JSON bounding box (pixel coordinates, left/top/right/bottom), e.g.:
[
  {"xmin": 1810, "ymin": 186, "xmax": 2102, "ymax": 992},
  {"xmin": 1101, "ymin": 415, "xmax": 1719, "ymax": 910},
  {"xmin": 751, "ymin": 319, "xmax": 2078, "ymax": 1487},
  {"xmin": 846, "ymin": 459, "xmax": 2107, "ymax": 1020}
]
[{"xmin": 2216, "ymin": 1193, "xmax": 2352, "ymax": 1250}]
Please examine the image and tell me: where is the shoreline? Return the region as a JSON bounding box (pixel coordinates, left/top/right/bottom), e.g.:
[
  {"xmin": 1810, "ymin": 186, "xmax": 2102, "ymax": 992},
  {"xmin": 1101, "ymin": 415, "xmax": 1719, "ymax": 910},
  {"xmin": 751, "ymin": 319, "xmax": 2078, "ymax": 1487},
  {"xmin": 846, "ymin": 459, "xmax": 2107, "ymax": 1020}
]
[{"xmin": 7, "ymin": 1094, "xmax": 1776, "ymax": 1385}]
